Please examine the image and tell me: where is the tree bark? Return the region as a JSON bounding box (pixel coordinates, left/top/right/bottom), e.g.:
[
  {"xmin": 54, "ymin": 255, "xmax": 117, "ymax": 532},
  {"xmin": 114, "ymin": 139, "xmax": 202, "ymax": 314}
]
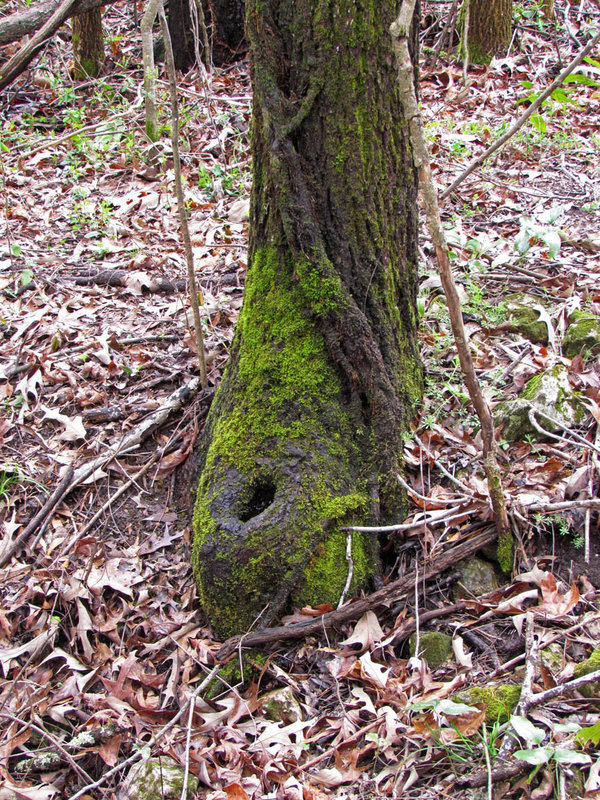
[
  {"xmin": 193, "ymin": 0, "xmax": 423, "ymax": 638},
  {"xmin": 72, "ymin": 6, "xmax": 104, "ymax": 77},
  {"xmin": 0, "ymin": 0, "xmax": 118, "ymax": 48},
  {"xmin": 202, "ymin": 0, "xmax": 246, "ymax": 66},
  {"xmin": 467, "ymin": 0, "xmax": 512, "ymax": 64},
  {"xmin": 166, "ymin": 0, "xmax": 195, "ymax": 71}
]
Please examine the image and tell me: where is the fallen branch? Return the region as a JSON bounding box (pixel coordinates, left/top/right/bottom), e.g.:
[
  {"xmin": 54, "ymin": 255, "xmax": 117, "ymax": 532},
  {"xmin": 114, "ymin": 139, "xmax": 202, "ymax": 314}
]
[
  {"xmin": 0, "ymin": 0, "xmax": 81, "ymax": 90},
  {"xmin": 0, "ymin": 0, "xmax": 119, "ymax": 47},
  {"xmin": 441, "ymin": 27, "xmax": 600, "ymax": 200},
  {"xmin": 8, "ymin": 718, "xmax": 123, "ymax": 776},
  {"xmin": 0, "ymin": 379, "xmax": 209, "ymax": 568},
  {"xmin": 391, "ymin": 2, "xmax": 511, "ymax": 547},
  {"xmin": 67, "ymin": 269, "xmax": 187, "ymax": 293},
  {"xmin": 216, "ymin": 526, "xmax": 497, "ymax": 660}
]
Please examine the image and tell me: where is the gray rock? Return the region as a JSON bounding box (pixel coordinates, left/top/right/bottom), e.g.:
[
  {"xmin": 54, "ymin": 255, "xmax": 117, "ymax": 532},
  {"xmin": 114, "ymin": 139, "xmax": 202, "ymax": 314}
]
[
  {"xmin": 118, "ymin": 756, "xmax": 197, "ymax": 800},
  {"xmin": 494, "ymin": 364, "xmax": 585, "ymax": 442},
  {"xmin": 261, "ymin": 685, "xmax": 303, "ymax": 723},
  {"xmin": 409, "ymin": 631, "xmax": 453, "ymax": 668},
  {"xmin": 453, "ymin": 556, "xmax": 499, "ymax": 599}
]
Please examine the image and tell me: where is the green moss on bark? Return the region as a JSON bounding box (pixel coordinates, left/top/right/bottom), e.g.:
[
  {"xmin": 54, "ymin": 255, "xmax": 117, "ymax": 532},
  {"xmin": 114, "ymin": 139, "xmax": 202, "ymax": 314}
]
[
  {"xmin": 193, "ymin": 0, "xmax": 423, "ymax": 638},
  {"xmin": 193, "ymin": 245, "xmax": 376, "ymax": 637}
]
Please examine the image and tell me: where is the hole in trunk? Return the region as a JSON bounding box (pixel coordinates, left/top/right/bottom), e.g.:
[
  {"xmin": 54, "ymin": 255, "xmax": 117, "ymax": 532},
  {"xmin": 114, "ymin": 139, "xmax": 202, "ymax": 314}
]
[{"xmin": 239, "ymin": 477, "xmax": 276, "ymax": 522}]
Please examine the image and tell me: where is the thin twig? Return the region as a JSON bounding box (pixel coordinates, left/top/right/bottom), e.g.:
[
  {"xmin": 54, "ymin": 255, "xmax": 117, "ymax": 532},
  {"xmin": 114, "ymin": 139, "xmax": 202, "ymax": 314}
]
[
  {"xmin": 390, "ymin": 2, "xmax": 511, "ymax": 545},
  {"xmin": 158, "ymin": 0, "xmax": 208, "ymax": 387},
  {"xmin": 497, "ymin": 612, "xmax": 538, "ymax": 762}
]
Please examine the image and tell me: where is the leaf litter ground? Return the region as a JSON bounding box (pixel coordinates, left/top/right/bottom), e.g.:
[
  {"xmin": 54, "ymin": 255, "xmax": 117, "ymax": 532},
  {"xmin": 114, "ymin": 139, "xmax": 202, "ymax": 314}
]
[{"xmin": 1, "ymin": 1, "xmax": 600, "ymax": 798}]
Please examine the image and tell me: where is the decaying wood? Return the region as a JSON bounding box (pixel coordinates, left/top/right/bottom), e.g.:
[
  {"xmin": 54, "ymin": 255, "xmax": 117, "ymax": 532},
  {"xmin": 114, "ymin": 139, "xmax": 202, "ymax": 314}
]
[
  {"xmin": 67, "ymin": 269, "xmax": 187, "ymax": 293},
  {"xmin": 216, "ymin": 526, "xmax": 497, "ymax": 660},
  {"xmin": 12, "ymin": 720, "xmax": 124, "ymax": 775}
]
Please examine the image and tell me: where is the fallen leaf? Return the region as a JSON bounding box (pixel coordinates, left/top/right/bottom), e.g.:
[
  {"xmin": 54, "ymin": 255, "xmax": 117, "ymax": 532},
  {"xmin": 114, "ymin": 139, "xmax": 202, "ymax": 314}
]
[{"xmin": 340, "ymin": 611, "xmax": 384, "ymax": 651}]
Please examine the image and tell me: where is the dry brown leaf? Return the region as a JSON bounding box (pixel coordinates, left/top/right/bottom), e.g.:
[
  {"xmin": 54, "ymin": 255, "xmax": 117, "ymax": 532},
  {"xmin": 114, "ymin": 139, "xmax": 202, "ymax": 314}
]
[{"xmin": 339, "ymin": 611, "xmax": 384, "ymax": 651}]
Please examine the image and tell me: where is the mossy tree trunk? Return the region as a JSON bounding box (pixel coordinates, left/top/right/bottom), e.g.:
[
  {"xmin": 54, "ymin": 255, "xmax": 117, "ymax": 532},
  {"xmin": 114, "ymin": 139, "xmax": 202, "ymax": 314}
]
[
  {"xmin": 193, "ymin": 0, "xmax": 423, "ymax": 638},
  {"xmin": 72, "ymin": 7, "xmax": 104, "ymax": 78},
  {"xmin": 467, "ymin": 0, "xmax": 512, "ymax": 64}
]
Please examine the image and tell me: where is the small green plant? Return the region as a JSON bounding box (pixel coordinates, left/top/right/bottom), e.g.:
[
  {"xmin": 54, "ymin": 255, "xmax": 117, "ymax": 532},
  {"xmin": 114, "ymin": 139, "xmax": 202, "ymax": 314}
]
[
  {"xmin": 410, "ymin": 699, "xmax": 502, "ymax": 774},
  {"xmin": 0, "ymin": 465, "xmax": 20, "ymax": 504},
  {"xmin": 510, "ymin": 715, "xmax": 591, "ymax": 779},
  {"xmin": 514, "ymin": 206, "xmax": 564, "ymax": 258}
]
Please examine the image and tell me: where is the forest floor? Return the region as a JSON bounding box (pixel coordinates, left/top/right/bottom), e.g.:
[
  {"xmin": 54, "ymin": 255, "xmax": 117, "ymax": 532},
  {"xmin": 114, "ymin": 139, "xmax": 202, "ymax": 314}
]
[{"xmin": 1, "ymin": 1, "xmax": 600, "ymax": 798}]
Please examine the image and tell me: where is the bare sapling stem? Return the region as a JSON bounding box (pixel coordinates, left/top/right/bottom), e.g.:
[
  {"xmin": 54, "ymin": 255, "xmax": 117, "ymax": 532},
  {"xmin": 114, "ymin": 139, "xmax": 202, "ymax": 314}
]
[
  {"xmin": 158, "ymin": 0, "xmax": 208, "ymax": 387},
  {"xmin": 390, "ymin": 0, "xmax": 511, "ymax": 546},
  {"xmin": 141, "ymin": 0, "xmax": 160, "ymax": 142}
]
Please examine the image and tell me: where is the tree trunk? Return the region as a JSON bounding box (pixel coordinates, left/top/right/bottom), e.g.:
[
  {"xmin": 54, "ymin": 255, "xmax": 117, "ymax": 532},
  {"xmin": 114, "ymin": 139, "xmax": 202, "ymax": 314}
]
[
  {"xmin": 166, "ymin": 0, "xmax": 195, "ymax": 71},
  {"xmin": 202, "ymin": 0, "xmax": 246, "ymax": 66},
  {"xmin": 541, "ymin": 0, "xmax": 554, "ymax": 19},
  {"xmin": 192, "ymin": 0, "xmax": 423, "ymax": 638},
  {"xmin": 467, "ymin": 0, "xmax": 512, "ymax": 64},
  {"xmin": 72, "ymin": 6, "xmax": 104, "ymax": 77}
]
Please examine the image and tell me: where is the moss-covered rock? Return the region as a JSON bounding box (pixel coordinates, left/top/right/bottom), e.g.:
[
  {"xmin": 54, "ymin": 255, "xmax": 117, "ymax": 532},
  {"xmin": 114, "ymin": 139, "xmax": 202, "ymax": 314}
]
[
  {"xmin": 452, "ymin": 556, "xmax": 500, "ymax": 600},
  {"xmin": 563, "ymin": 311, "xmax": 600, "ymax": 359},
  {"xmin": 120, "ymin": 756, "xmax": 197, "ymax": 800},
  {"xmin": 261, "ymin": 686, "xmax": 303, "ymax": 723},
  {"xmin": 505, "ymin": 294, "xmax": 549, "ymax": 344},
  {"xmin": 494, "ymin": 364, "xmax": 585, "ymax": 442},
  {"xmin": 540, "ymin": 642, "xmax": 564, "ymax": 675},
  {"xmin": 409, "ymin": 631, "xmax": 453, "ymax": 668},
  {"xmin": 573, "ymin": 645, "xmax": 600, "ymax": 698},
  {"xmin": 458, "ymin": 683, "xmax": 521, "ymax": 723}
]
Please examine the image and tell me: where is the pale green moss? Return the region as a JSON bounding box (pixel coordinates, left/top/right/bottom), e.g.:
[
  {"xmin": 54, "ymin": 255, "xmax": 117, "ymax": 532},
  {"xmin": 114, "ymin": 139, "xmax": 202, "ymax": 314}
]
[
  {"xmin": 497, "ymin": 530, "xmax": 513, "ymax": 573},
  {"xmin": 410, "ymin": 631, "xmax": 453, "ymax": 668},
  {"xmin": 461, "ymin": 684, "xmax": 521, "ymax": 723},
  {"xmin": 563, "ymin": 311, "xmax": 600, "ymax": 359},
  {"xmin": 573, "ymin": 645, "xmax": 600, "ymax": 698}
]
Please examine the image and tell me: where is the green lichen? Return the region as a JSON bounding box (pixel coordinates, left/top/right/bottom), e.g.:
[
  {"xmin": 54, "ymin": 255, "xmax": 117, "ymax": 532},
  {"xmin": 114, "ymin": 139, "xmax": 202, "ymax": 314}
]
[
  {"xmin": 573, "ymin": 645, "xmax": 600, "ymax": 698},
  {"xmin": 409, "ymin": 631, "xmax": 453, "ymax": 668},
  {"xmin": 461, "ymin": 684, "xmax": 521, "ymax": 723},
  {"xmin": 563, "ymin": 311, "xmax": 600, "ymax": 359}
]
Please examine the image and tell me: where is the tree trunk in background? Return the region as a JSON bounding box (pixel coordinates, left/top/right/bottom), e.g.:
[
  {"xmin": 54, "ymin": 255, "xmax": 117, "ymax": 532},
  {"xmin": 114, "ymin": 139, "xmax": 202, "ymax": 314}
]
[
  {"xmin": 467, "ymin": 0, "xmax": 512, "ymax": 64},
  {"xmin": 167, "ymin": 0, "xmax": 195, "ymax": 71},
  {"xmin": 193, "ymin": 0, "xmax": 423, "ymax": 637},
  {"xmin": 541, "ymin": 0, "xmax": 554, "ymax": 19},
  {"xmin": 202, "ymin": 0, "xmax": 246, "ymax": 66},
  {"xmin": 72, "ymin": 7, "xmax": 104, "ymax": 77}
]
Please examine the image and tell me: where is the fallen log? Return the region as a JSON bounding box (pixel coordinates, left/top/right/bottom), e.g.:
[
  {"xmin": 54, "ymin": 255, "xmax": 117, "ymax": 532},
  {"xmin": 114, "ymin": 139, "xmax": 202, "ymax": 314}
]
[{"xmin": 0, "ymin": 0, "xmax": 119, "ymax": 47}]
